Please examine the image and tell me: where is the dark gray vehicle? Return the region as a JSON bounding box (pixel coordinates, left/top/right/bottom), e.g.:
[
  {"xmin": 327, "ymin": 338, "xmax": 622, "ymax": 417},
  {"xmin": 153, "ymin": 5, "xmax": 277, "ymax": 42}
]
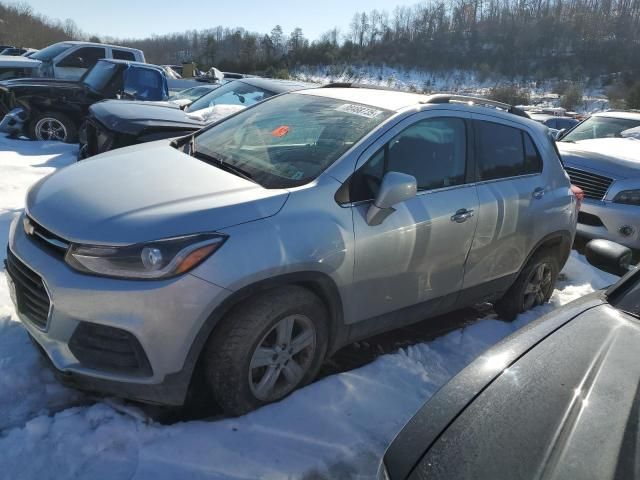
[{"xmin": 381, "ymin": 239, "xmax": 639, "ymax": 480}]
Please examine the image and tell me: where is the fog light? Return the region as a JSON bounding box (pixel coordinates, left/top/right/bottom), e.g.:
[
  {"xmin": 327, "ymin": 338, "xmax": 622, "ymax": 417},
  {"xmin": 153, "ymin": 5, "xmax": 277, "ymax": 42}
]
[{"xmin": 619, "ymin": 225, "xmax": 635, "ymax": 237}]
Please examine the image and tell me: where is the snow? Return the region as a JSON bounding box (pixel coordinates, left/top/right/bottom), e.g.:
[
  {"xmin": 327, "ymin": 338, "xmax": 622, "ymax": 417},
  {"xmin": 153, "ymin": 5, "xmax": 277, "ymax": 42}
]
[
  {"xmin": 292, "ymin": 64, "xmax": 611, "ymax": 114},
  {"xmin": 185, "ymin": 104, "xmax": 246, "ymax": 122},
  {"xmin": 0, "ymin": 133, "xmax": 619, "ymax": 479}
]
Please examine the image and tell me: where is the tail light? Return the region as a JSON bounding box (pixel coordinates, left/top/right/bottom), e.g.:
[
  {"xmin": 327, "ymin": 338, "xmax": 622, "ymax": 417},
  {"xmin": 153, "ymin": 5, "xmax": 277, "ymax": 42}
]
[{"xmin": 571, "ymin": 184, "xmax": 584, "ymax": 211}]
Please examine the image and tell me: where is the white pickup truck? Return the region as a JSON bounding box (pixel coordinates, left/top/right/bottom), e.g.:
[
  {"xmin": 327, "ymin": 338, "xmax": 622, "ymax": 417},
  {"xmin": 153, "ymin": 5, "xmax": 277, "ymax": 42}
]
[{"xmin": 0, "ymin": 41, "xmax": 145, "ymax": 81}]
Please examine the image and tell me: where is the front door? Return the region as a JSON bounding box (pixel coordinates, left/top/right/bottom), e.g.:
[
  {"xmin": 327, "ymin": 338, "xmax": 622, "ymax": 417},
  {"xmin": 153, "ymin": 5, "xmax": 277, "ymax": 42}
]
[{"xmin": 347, "ymin": 112, "xmax": 479, "ymax": 324}]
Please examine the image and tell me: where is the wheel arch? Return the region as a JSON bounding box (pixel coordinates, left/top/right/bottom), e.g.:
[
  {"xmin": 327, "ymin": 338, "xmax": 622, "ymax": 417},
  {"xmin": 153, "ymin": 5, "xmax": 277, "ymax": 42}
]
[
  {"xmin": 180, "ymin": 271, "xmax": 346, "ymax": 399},
  {"xmin": 522, "ymin": 230, "xmax": 573, "ymax": 274}
]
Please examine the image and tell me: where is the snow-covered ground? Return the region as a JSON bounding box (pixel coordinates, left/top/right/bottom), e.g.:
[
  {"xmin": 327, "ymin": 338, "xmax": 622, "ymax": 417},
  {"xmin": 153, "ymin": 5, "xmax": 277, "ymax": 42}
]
[{"xmin": 0, "ymin": 134, "xmax": 618, "ymax": 479}]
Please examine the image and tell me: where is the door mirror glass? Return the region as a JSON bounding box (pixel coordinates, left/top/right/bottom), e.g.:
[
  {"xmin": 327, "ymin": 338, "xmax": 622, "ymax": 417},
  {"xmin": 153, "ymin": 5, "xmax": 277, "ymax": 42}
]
[{"xmin": 366, "ymin": 171, "xmax": 417, "ymax": 225}]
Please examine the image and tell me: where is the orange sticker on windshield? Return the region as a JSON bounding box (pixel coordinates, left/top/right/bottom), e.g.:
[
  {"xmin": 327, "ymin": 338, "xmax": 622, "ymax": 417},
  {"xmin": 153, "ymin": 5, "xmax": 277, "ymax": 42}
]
[{"xmin": 271, "ymin": 126, "xmax": 290, "ymax": 137}]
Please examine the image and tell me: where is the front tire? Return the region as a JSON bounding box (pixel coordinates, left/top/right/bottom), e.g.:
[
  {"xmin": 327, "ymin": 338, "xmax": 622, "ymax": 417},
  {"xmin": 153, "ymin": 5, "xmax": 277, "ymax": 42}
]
[
  {"xmin": 29, "ymin": 111, "xmax": 78, "ymax": 143},
  {"xmin": 204, "ymin": 286, "xmax": 329, "ymax": 415},
  {"xmin": 494, "ymin": 250, "xmax": 559, "ymax": 321}
]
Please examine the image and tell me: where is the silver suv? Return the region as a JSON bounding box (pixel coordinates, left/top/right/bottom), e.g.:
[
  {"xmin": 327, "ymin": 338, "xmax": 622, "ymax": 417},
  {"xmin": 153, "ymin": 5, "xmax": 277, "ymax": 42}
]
[
  {"xmin": 5, "ymin": 88, "xmax": 578, "ymax": 414},
  {"xmin": 558, "ymin": 110, "xmax": 640, "ymax": 248}
]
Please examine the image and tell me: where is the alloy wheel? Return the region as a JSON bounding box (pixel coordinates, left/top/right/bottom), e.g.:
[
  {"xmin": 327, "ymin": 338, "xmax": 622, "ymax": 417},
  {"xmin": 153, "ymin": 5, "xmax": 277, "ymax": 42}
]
[
  {"xmin": 522, "ymin": 262, "xmax": 553, "ymax": 310},
  {"xmin": 248, "ymin": 314, "xmax": 317, "ymax": 402},
  {"xmin": 35, "ymin": 118, "xmax": 68, "ymax": 141}
]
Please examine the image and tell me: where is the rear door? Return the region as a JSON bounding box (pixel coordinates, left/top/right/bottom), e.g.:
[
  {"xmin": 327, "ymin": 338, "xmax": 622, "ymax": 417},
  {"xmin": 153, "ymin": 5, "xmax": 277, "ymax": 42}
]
[
  {"xmin": 54, "ymin": 46, "xmax": 106, "ymax": 80},
  {"xmin": 347, "ymin": 111, "xmax": 479, "ymax": 324},
  {"xmin": 461, "ymin": 115, "xmax": 547, "ymax": 300}
]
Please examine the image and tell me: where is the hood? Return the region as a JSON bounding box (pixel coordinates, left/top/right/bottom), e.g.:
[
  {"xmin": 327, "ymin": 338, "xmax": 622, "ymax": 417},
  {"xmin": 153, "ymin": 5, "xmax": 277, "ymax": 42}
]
[
  {"xmin": 0, "ymin": 77, "xmax": 82, "ymax": 97},
  {"xmin": 558, "ymin": 138, "xmax": 640, "ymax": 179},
  {"xmin": 0, "ymin": 55, "xmax": 41, "ymax": 69},
  {"xmin": 26, "ymin": 141, "xmax": 289, "ymax": 244},
  {"xmin": 90, "ymin": 100, "xmax": 204, "ymax": 136},
  {"xmin": 395, "ymin": 301, "xmax": 640, "ymax": 479}
]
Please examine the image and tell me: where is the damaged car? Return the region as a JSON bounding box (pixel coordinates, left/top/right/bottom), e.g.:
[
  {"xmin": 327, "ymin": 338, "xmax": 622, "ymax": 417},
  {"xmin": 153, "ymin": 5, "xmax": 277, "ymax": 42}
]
[{"xmin": 0, "ymin": 58, "xmax": 168, "ymax": 142}]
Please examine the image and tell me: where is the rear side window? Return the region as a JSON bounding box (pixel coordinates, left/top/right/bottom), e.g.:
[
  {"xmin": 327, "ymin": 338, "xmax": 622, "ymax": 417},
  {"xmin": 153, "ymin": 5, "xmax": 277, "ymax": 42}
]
[
  {"xmin": 351, "ymin": 117, "xmax": 467, "ymax": 201},
  {"xmin": 112, "ymin": 49, "xmax": 136, "ymax": 61},
  {"xmin": 475, "ymin": 121, "xmax": 542, "ymax": 181},
  {"xmin": 57, "ymin": 47, "xmax": 106, "ymax": 68}
]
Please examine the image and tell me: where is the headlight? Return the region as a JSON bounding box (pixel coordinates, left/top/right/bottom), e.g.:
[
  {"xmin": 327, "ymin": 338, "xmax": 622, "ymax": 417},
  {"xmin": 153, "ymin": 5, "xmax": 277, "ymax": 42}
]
[
  {"xmin": 65, "ymin": 233, "xmax": 226, "ymax": 279},
  {"xmin": 613, "ymin": 189, "xmax": 640, "ymax": 206}
]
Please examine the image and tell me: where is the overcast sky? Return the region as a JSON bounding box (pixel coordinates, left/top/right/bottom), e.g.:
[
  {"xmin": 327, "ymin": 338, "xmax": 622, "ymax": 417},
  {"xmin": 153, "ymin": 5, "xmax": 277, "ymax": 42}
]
[{"xmin": 21, "ymin": 0, "xmax": 419, "ymax": 40}]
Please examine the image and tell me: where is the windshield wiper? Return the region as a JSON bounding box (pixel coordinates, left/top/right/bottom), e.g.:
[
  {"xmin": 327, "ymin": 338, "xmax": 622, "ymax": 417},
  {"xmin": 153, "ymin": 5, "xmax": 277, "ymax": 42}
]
[{"xmin": 191, "ymin": 149, "xmax": 257, "ymax": 184}]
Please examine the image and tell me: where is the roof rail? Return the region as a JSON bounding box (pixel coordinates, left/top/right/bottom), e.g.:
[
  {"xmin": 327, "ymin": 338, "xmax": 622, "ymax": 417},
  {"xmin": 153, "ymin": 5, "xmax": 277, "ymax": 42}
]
[
  {"xmin": 422, "ymin": 94, "xmax": 530, "ymax": 118},
  {"xmin": 321, "ymin": 82, "xmax": 397, "ymax": 91}
]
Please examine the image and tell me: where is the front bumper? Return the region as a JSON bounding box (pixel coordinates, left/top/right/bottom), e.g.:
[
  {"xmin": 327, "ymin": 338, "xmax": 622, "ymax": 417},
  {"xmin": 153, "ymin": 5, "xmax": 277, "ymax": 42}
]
[
  {"xmin": 577, "ymin": 199, "xmax": 640, "ymax": 249},
  {"xmin": 0, "ymin": 107, "xmax": 26, "ymax": 135},
  {"xmin": 7, "ymin": 213, "xmax": 231, "ymax": 405}
]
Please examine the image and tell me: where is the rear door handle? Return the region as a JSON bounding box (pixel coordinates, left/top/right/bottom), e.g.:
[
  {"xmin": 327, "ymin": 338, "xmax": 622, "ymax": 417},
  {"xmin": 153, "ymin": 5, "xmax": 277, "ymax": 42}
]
[
  {"xmin": 451, "ymin": 209, "xmax": 475, "ymax": 223},
  {"xmin": 533, "ymin": 187, "xmax": 545, "ymax": 199}
]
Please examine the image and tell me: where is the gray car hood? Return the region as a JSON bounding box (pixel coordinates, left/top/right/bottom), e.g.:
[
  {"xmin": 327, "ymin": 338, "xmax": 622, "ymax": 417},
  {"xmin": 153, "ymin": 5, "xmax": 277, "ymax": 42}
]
[
  {"xmin": 558, "ymin": 138, "xmax": 640, "ymax": 179},
  {"xmin": 26, "ymin": 141, "xmax": 289, "ymax": 244}
]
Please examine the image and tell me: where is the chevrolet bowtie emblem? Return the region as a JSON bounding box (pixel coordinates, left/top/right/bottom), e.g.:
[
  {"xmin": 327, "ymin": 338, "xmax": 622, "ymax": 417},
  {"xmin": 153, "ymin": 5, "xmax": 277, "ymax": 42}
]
[{"xmin": 23, "ymin": 217, "xmax": 35, "ymax": 236}]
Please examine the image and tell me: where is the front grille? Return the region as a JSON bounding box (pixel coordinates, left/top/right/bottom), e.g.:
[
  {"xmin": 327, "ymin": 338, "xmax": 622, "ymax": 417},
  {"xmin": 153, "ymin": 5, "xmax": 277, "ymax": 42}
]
[
  {"xmin": 24, "ymin": 216, "xmax": 69, "ymax": 257},
  {"xmin": 565, "ymin": 167, "xmax": 613, "ymax": 200},
  {"xmin": 5, "ymin": 249, "xmax": 51, "ymax": 329}
]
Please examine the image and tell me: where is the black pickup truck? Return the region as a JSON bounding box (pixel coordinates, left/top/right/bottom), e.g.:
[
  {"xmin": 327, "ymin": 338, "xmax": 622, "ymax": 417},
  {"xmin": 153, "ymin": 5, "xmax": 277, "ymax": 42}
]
[{"xmin": 0, "ymin": 59, "xmax": 168, "ymax": 143}]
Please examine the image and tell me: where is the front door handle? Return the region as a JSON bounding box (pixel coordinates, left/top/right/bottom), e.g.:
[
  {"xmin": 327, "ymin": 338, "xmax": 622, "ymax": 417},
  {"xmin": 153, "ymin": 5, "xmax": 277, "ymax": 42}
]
[
  {"xmin": 533, "ymin": 187, "xmax": 545, "ymax": 199},
  {"xmin": 451, "ymin": 208, "xmax": 475, "ymax": 223}
]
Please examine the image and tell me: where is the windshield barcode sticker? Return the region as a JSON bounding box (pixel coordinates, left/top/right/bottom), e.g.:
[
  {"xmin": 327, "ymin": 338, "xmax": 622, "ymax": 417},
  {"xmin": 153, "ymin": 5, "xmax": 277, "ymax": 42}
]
[{"xmin": 336, "ymin": 104, "xmax": 383, "ymax": 118}]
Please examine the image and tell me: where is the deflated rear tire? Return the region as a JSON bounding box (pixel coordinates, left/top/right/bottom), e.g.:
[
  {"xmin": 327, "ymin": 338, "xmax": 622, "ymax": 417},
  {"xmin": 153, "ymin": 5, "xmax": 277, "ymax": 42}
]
[
  {"xmin": 204, "ymin": 286, "xmax": 329, "ymax": 415},
  {"xmin": 494, "ymin": 250, "xmax": 559, "ymax": 321}
]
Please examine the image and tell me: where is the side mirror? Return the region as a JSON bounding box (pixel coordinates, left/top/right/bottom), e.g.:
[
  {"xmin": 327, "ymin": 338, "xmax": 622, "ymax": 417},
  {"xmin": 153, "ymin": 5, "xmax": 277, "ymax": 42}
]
[
  {"xmin": 366, "ymin": 171, "xmax": 417, "ymax": 226},
  {"xmin": 121, "ymin": 88, "xmax": 137, "ymax": 100},
  {"xmin": 585, "ymin": 239, "xmax": 633, "ymax": 276}
]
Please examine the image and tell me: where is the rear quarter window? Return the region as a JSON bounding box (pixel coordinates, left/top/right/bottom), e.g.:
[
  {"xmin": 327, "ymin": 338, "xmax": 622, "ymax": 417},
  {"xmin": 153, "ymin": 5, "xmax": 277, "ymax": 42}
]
[
  {"xmin": 112, "ymin": 50, "xmax": 136, "ymax": 61},
  {"xmin": 475, "ymin": 121, "xmax": 542, "ymax": 181}
]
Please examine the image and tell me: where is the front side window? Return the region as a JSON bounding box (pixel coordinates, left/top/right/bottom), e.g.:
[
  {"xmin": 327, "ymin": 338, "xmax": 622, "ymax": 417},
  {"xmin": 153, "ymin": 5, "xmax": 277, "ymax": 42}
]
[
  {"xmin": 187, "ymin": 81, "xmax": 274, "ymax": 112},
  {"xmin": 561, "ymin": 115, "xmax": 640, "ymax": 142},
  {"xmin": 57, "ymin": 47, "xmax": 106, "ymax": 69},
  {"xmin": 31, "ymin": 43, "xmax": 72, "ymax": 61},
  {"xmin": 476, "ymin": 121, "xmax": 542, "ymax": 181},
  {"xmin": 350, "ymin": 117, "xmax": 467, "ymax": 202},
  {"xmin": 193, "ymin": 93, "xmax": 392, "ymax": 188}
]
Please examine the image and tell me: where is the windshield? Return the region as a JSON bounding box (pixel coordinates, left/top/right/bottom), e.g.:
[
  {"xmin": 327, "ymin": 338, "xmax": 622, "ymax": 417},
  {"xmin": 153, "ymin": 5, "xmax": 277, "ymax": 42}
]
[
  {"xmin": 186, "ymin": 81, "xmax": 274, "ymax": 112},
  {"xmin": 31, "ymin": 43, "xmax": 72, "ymax": 61},
  {"xmin": 81, "ymin": 61, "xmax": 118, "ymax": 93},
  {"xmin": 193, "ymin": 93, "xmax": 392, "ymax": 188},
  {"xmin": 562, "ymin": 115, "xmax": 640, "ymax": 142}
]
